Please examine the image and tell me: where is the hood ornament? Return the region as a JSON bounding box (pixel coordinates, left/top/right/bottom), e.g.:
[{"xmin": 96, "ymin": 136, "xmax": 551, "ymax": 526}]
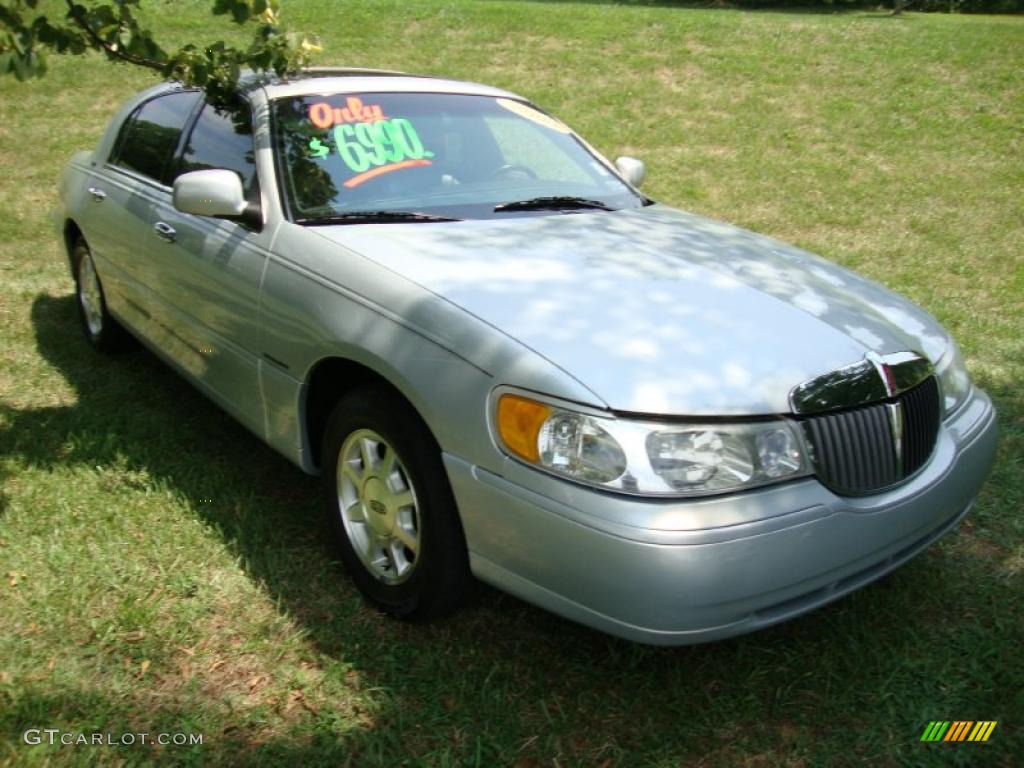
[{"xmin": 867, "ymin": 351, "xmax": 898, "ymax": 398}]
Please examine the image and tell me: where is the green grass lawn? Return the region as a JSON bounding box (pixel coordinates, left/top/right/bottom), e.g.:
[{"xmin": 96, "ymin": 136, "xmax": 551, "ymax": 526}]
[{"xmin": 1, "ymin": 1, "xmax": 1022, "ymax": 765}]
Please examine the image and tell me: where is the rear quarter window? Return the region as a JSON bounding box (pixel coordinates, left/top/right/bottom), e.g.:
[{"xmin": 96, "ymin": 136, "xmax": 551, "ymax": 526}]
[{"xmin": 109, "ymin": 90, "xmax": 201, "ymax": 185}]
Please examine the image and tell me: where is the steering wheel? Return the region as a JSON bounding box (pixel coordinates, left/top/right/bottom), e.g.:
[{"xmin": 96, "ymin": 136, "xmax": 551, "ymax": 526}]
[{"xmin": 489, "ymin": 164, "xmax": 538, "ymax": 181}]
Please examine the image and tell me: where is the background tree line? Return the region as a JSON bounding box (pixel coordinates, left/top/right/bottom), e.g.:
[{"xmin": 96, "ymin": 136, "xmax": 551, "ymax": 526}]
[{"xmin": 622, "ymin": 0, "xmax": 1022, "ymax": 13}]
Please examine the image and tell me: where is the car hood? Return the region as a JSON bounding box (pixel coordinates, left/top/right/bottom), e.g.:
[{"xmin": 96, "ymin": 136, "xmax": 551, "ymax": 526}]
[{"xmin": 314, "ymin": 205, "xmax": 949, "ymax": 415}]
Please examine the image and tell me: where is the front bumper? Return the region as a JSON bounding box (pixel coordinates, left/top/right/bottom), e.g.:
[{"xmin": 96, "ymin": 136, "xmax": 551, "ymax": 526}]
[{"xmin": 444, "ymin": 389, "xmax": 998, "ymax": 645}]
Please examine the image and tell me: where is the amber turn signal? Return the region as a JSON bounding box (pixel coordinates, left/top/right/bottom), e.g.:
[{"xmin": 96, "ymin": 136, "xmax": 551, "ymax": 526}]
[{"xmin": 496, "ymin": 394, "xmax": 552, "ymax": 463}]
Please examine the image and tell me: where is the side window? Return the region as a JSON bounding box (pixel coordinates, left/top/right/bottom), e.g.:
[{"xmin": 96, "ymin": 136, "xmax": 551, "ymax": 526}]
[
  {"xmin": 110, "ymin": 91, "xmax": 200, "ymax": 184},
  {"xmin": 175, "ymin": 101, "xmax": 258, "ymax": 196}
]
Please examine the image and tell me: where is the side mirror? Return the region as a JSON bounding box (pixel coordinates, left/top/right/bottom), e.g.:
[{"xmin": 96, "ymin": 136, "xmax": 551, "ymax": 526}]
[
  {"xmin": 173, "ymin": 169, "xmax": 248, "ymax": 218},
  {"xmin": 614, "ymin": 156, "xmax": 646, "ymax": 189}
]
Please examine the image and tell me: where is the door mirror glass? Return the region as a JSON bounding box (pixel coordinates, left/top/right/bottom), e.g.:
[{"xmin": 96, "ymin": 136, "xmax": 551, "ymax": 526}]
[
  {"xmin": 614, "ymin": 156, "xmax": 646, "ymax": 188},
  {"xmin": 172, "ymin": 169, "xmax": 247, "ymax": 218}
]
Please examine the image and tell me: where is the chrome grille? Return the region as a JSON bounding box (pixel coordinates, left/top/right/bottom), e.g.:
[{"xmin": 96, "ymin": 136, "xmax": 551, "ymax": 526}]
[
  {"xmin": 900, "ymin": 376, "xmax": 942, "ymax": 476},
  {"xmin": 801, "ymin": 376, "xmax": 940, "ymax": 495}
]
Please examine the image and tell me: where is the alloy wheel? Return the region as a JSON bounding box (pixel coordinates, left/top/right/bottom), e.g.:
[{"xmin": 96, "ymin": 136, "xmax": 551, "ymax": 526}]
[
  {"xmin": 336, "ymin": 428, "xmax": 421, "ymax": 584},
  {"xmin": 77, "ymin": 251, "xmax": 104, "ymax": 338}
]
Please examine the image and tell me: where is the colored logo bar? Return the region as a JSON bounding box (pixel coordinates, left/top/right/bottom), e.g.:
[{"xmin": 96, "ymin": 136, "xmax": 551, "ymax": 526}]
[{"xmin": 920, "ymin": 721, "xmax": 997, "ymax": 742}]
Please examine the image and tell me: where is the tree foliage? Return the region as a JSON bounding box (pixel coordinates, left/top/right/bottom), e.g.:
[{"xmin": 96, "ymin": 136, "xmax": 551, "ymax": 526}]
[{"xmin": 0, "ymin": 0, "xmax": 321, "ymax": 101}]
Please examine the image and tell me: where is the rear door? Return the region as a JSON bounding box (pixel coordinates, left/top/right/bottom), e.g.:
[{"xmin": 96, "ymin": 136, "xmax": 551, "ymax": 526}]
[{"xmin": 82, "ymin": 89, "xmax": 202, "ymax": 341}]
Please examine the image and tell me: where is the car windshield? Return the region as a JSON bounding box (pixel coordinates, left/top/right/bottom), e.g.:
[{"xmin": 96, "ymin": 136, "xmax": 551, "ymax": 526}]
[{"xmin": 271, "ymin": 92, "xmax": 646, "ymax": 223}]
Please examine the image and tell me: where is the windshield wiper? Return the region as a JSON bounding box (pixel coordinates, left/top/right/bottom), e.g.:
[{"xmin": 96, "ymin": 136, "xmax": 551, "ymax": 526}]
[
  {"xmin": 493, "ymin": 196, "xmax": 613, "ymax": 213},
  {"xmin": 295, "ymin": 211, "xmax": 461, "ymax": 226}
]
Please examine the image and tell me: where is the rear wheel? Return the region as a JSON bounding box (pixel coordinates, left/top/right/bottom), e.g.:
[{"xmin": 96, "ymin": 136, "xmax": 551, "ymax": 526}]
[
  {"xmin": 72, "ymin": 238, "xmax": 129, "ymax": 352},
  {"xmin": 321, "ymin": 387, "xmax": 471, "ymax": 619}
]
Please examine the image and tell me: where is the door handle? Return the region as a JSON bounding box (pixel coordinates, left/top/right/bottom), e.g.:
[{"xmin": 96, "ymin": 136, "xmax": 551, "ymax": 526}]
[
  {"xmin": 87, "ymin": 186, "xmax": 106, "ymax": 202},
  {"xmin": 153, "ymin": 221, "xmax": 177, "ymax": 243}
]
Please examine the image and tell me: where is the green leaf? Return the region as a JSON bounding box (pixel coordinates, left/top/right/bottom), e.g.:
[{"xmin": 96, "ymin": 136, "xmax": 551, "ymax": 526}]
[
  {"xmin": 89, "ymin": 5, "xmax": 118, "ymax": 28},
  {"xmin": 231, "ymin": 3, "xmax": 251, "ymax": 24}
]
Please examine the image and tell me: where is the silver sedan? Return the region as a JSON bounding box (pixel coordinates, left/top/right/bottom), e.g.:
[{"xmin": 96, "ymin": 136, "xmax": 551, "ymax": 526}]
[{"xmin": 55, "ymin": 69, "xmax": 997, "ymax": 644}]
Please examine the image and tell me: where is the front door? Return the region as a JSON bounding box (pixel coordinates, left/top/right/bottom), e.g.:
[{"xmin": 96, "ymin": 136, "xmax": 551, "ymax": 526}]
[{"xmin": 143, "ymin": 99, "xmax": 269, "ymax": 436}]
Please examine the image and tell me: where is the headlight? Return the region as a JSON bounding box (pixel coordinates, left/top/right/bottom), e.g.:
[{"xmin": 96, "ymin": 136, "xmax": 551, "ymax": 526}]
[
  {"xmin": 494, "ymin": 393, "xmax": 810, "ymax": 497},
  {"xmin": 934, "ymin": 340, "xmax": 972, "ymax": 416},
  {"xmin": 539, "ymin": 411, "xmax": 627, "ymax": 483}
]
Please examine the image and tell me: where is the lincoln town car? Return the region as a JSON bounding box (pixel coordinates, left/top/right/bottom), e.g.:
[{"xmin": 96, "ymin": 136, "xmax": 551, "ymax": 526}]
[{"xmin": 55, "ymin": 70, "xmax": 998, "ymax": 644}]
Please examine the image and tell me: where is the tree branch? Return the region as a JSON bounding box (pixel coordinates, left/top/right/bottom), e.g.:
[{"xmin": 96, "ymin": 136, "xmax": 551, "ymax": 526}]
[{"xmin": 64, "ymin": 0, "xmax": 164, "ymax": 71}]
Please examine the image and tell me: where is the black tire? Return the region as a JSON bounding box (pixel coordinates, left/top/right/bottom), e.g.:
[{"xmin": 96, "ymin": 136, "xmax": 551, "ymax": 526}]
[
  {"xmin": 72, "ymin": 237, "xmax": 129, "ymax": 353},
  {"xmin": 321, "ymin": 386, "xmax": 471, "ymax": 619}
]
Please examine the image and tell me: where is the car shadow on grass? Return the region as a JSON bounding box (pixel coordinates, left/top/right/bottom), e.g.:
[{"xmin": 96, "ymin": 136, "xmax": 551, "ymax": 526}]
[{"xmin": 1, "ymin": 292, "xmax": 1018, "ymax": 766}]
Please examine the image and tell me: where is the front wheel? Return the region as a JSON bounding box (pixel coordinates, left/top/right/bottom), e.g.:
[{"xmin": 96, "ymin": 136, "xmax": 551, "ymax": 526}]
[{"xmin": 321, "ymin": 387, "xmax": 471, "ymax": 619}]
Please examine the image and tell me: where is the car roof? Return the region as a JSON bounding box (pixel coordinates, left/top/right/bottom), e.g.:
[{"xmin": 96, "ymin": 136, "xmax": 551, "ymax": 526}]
[{"xmin": 243, "ymin": 67, "xmax": 523, "ymax": 101}]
